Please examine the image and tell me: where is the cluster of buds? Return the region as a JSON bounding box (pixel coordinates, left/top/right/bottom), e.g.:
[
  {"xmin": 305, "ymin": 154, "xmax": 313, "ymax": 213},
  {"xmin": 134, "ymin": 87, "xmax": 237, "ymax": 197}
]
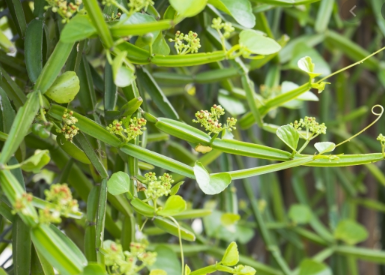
[
  {"xmin": 39, "ymin": 184, "xmax": 79, "ymax": 224},
  {"xmin": 128, "ymin": 0, "xmax": 154, "ymax": 12},
  {"xmin": 45, "ymin": 0, "xmax": 82, "ymax": 23},
  {"xmin": 13, "ymin": 193, "xmax": 33, "ymax": 215},
  {"xmin": 291, "ymin": 116, "xmax": 326, "ymax": 138},
  {"xmin": 143, "ymin": 172, "xmax": 174, "ymax": 200},
  {"xmin": 103, "ymin": 240, "xmax": 157, "ymax": 274},
  {"xmin": 377, "ymin": 134, "xmax": 385, "ymax": 155},
  {"xmin": 193, "ymin": 104, "xmax": 237, "ymax": 135},
  {"xmin": 106, "ymin": 117, "xmax": 147, "ymax": 143},
  {"xmin": 169, "ymin": 31, "xmax": 201, "ymax": 55},
  {"xmin": 58, "ymin": 110, "xmax": 79, "ymax": 142},
  {"xmin": 211, "ymin": 17, "xmax": 235, "ymax": 39}
]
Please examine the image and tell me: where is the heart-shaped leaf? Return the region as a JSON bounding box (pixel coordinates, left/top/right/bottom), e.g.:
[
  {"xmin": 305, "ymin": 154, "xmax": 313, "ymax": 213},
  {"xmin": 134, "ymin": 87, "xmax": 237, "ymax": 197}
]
[
  {"xmin": 208, "ymin": 0, "xmax": 255, "ymax": 28},
  {"xmin": 107, "ymin": 171, "xmax": 130, "ymax": 196},
  {"xmin": 297, "ymin": 56, "xmax": 321, "ymax": 79},
  {"xmin": 194, "ymin": 162, "xmax": 232, "ymax": 195},
  {"xmin": 276, "ymin": 125, "xmax": 299, "ymax": 151},
  {"xmin": 157, "ymin": 195, "xmax": 186, "ymax": 216},
  {"xmin": 45, "ymin": 71, "xmax": 80, "ymax": 104},
  {"xmin": 221, "ymin": 213, "xmax": 240, "ymax": 226},
  {"xmin": 298, "ymin": 259, "xmax": 331, "ymax": 275},
  {"xmin": 314, "ymin": 142, "xmax": 335, "ymax": 154},
  {"xmin": 21, "ymin": 150, "xmax": 50, "ymax": 173},
  {"xmin": 239, "ymin": 30, "xmax": 281, "ymax": 55},
  {"xmin": 170, "ymin": 0, "xmax": 206, "ymax": 17},
  {"xmin": 221, "ymin": 242, "xmax": 239, "ymax": 266},
  {"xmin": 334, "ymin": 219, "xmax": 368, "ymax": 245}
]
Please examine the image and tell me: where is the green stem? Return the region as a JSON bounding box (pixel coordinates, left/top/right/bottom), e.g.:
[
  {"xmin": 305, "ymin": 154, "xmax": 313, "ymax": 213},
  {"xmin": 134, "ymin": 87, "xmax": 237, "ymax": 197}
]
[
  {"xmin": 168, "ymin": 216, "xmax": 184, "ymax": 275},
  {"xmin": 297, "ymin": 139, "xmax": 310, "ymax": 154},
  {"xmin": 316, "ymin": 46, "xmax": 385, "ymax": 84}
]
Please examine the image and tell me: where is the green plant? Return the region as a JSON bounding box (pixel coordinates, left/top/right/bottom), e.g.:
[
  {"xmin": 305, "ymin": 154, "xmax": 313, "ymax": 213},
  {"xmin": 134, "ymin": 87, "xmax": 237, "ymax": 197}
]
[{"xmin": 1, "ymin": 0, "xmax": 385, "ymax": 274}]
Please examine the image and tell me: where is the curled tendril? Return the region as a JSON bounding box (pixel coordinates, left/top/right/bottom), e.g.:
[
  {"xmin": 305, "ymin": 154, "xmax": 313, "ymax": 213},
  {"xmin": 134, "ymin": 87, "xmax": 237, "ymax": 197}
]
[{"xmin": 335, "ymin": 105, "xmax": 384, "ymax": 148}]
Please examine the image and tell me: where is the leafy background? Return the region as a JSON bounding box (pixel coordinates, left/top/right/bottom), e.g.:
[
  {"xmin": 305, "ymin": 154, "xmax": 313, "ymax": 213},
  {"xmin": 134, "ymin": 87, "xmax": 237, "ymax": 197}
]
[{"xmin": 1, "ymin": 0, "xmax": 385, "ymax": 274}]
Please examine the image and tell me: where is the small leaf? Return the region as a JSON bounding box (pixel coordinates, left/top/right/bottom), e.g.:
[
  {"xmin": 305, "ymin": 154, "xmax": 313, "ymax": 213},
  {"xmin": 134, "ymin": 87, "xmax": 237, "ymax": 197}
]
[
  {"xmin": 276, "ymin": 125, "xmax": 299, "ymax": 151},
  {"xmin": 61, "ymin": 15, "xmax": 96, "ymax": 43},
  {"xmin": 334, "ymin": 219, "xmax": 368, "ymax": 245},
  {"xmin": 218, "ymin": 90, "xmax": 247, "ymax": 116},
  {"xmin": 298, "ymin": 259, "xmax": 331, "ymax": 275},
  {"xmin": 107, "ymin": 171, "xmax": 130, "ymax": 196},
  {"xmin": 221, "ymin": 242, "xmax": 239, "ymax": 266},
  {"xmin": 208, "ymin": 0, "xmax": 255, "ymax": 28},
  {"xmin": 194, "ymin": 162, "xmax": 232, "ymax": 195},
  {"xmin": 221, "ymin": 213, "xmax": 240, "ymax": 226},
  {"xmin": 288, "ymin": 204, "xmax": 312, "ymax": 224},
  {"xmin": 297, "ymin": 56, "xmax": 321, "ymax": 78},
  {"xmin": 157, "ymin": 195, "xmax": 186, "ymax": 216},
  {"xmin": 314, "ymin": 142, "xmax": 335, "ymax": 154},
  {"xmin": 152, "ymin": 33, "xmax": 170, "ymax": 55},
  {"xmin": 170, "ymin": 181, "xmax": 184, "ymax": 196},
  {"xmin": 185, "ymin": 265, "xmax": 191, "ymax": 275},
  {"xmin": 169, "ymin": 0, "xmax": 206, "ymax": 17},
  {"xmin": 239, "ymin": 30, "xmax": 281, "ymax": 55},
  {"xmin": 82, "ymin": 263, "xmax": 105, "ymax": 275},
  {"xmin": 312, "ymin": 81, "xmax": 330, "ymax": 94},
  {"xmin": 45, "ymin": 71, "xmax": 80, "ymax": 104},
  {"xmin": 234, "ymin": 265, "xmax": 256, "ymax": 275},
  {"xmin": 112, "ymin": 52, "xmax": 135, "ymax": 87},
  {"xmin": 151, "ymin": 245, "xmax": 181, "ymax": 275},
  {"xmin": 281, "ymin": 81, "xmax": 318, "ymax": 102},
  {"xmin": 21, "ymin": 150, "xmax": 50, "ymax": 173}
]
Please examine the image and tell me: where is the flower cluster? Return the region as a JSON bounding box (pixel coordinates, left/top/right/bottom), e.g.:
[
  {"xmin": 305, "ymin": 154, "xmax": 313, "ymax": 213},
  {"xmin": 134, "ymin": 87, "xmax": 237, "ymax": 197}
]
[
  {"xmin": 57, "ymin": 110, "xmax": 79, "ymax": 142},
  {"xmin": 143, "ymin": 172, "xmax": 174, "ymax": 200},
  {"xmin": 169, "ymin": 31, "xmax": 201, "ymax": 55},
  {"xmin": 128, "ymin": 0, "xmax": 154, "ymax": 11},
  {"xmin": 106, "ymin": 117, "xmax": 146, "ymax": 143},
  {"xmin": 291, "ymin": 116, "xmax": 326, "ymax": 138},
  {"xmin": 39, "ymin": 184, "xmax": 79, "ymax": 224},
  {"xmin": 211, "ymin": 17, "xmax": 235, "ymax": 39},
  {"xmin": 45, "ymin": 0, "xmax": 82, "ymax": 23},
  {"xmin": 13, "ymin": 193, "xmax": 33, "ymax": 215},
  {"xmin": 103, "ymin": 240, "xmax": 157, "ymax": 275},
  {"xmin": 193, "ymin": 104, "xmax": 237, "ymax": 135}
]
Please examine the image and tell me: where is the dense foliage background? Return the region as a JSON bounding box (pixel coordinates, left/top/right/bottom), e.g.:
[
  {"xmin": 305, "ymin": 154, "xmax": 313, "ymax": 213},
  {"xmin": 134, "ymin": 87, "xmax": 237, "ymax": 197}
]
[{"xmin": 1, "ymin": 0, "xmax": 385, "ymax": 274}]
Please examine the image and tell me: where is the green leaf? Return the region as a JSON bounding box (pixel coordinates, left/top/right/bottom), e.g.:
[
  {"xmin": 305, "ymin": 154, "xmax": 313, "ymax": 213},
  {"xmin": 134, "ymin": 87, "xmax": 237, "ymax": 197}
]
[
  {"xmin": 297, "ymin": 56, "xmax": 321, "ymax": 78},
  {"xmin": 289, "ymin": 42, "xmax": 331, "ymax": 77},
  {"xmin": 107, "ymin": 171, "xmax": 130, "ymax": 196},
  {"xmin": 45, "ymin": 71, "xmax": 80, "ymax": 103},
  {"xmin": 112, "ymin": 51, "xmax": 135, "ymax": 87},
  {"xmin": 288, "ymin": 204, "xmax": 312, "ymax": 224},
  {"xmin": 221, "ymin": 242, "xmax": 239, "ymax": 266},
  {"xmin": 234, "ymin": 265, "xmax": 256, "ymax": 275},
  {"xmin": 153, "ymin": 217, "xmax": 196, "ymax": 241},
  {"xmin": 221, "ymin": 213, "xmax": 240, "ymax": 226},
  {"xmin": 21, "ymin": 150, "xmax": 50, "ymax": 173},
  {"xmin": 170, "ymin": 0, "xmax": 206, "ymax": 17},
  {"xmin": 276, "ymin": 125, "xmax": 299, "ymax": 151},
  {"xmin": 152, "ymin": 33, "xmax": 170, "ymax": 55},
  {"xmin": 82, "ymin": 263, "xmax": 106, "ymax": 275},
  {"xmin": 334, "ymin": 219, "xmax": 369, "ymax": 245},
  {"xmin": 239, "ymin": 30, "xmax": 281, "ymax": 55},
  {"xmin": 314, "ymin": 142, "xmax": 336, "ymax": 154},
  {"xmin": 298, "ymin": 259, "xmax": 331, "ymax": 275},
  {"xmin": 194, "ymin": 162, "xmax": 232, "ymax": 195},
  {"xmin": 61, "ymin": 15, "xmax": 96, "ymax": 43},
  {"xmin": 157, "ymin": 195, "xmax": 187, "ymax": 216},
  {"xmin": 218, "ymin": 90, "xmax": 247, "ymax": 116},
  {"xmin": 150, "ymin": 270, "xmax": 167, "ymax": 275},
  {"xmin": 208, "ymin": 0, "xmax": 255, "ymax": 28},
  {"xmin": 170, "ymin": 181, "xmax": 184, "ymax": 196},
  {"xmin": 184, "ymin": 265, "xmax": 191, "ymax": 275},
  {"xmin": 25, "ymin": 19, "xmax": 44, "ymax": 83},
  {"xmin": 281, "ymin": 81, "xmax": 318, "ymax": 102},
  {"xmin": 151, "ymin": 245, "xmax": 181, "ymax": 275}
]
